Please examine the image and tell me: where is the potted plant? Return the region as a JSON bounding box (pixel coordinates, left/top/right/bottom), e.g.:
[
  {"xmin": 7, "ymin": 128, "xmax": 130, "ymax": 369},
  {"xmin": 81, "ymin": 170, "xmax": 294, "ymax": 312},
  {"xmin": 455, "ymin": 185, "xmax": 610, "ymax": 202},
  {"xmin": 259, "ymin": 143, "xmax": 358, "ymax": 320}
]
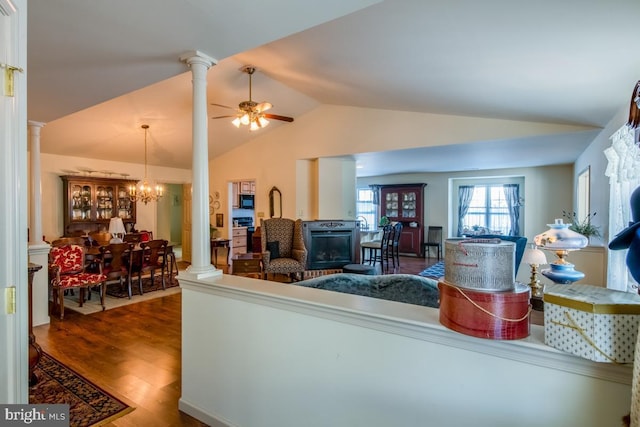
[{"xmin": 562, "ymin": 211, "xmax": 601, "ymax": 239}]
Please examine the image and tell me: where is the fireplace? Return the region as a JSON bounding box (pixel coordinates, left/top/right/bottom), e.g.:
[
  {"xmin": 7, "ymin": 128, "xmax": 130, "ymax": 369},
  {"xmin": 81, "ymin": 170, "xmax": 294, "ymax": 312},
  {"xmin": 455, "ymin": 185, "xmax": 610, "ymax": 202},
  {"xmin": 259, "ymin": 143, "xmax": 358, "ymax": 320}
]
[{"xmin": 302, "ymin": 220, "xmax": 359, "ymax": 270}]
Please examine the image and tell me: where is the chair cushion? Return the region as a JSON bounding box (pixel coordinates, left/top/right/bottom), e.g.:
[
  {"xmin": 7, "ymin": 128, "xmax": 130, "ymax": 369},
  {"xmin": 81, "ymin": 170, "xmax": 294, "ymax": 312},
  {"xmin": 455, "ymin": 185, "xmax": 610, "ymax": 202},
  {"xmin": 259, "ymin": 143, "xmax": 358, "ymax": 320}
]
[
  {"xmin": 55, "ymin": 272, "xmax": 107, "ymax": 289},
  {"xmin": 266, "ymin": 241, "xmax": 280, "ymax": 259}
]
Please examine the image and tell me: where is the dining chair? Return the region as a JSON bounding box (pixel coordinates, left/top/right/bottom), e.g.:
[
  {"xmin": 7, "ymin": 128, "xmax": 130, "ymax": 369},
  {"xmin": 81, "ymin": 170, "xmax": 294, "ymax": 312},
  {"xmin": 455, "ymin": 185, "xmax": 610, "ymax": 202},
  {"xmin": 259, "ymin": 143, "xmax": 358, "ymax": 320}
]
[
  {"xmin": 360, "ymin": 224, "xmax": 394, "ymax": 271},
  {"xmin": 424, "ymin": 226, "xmax": 443, "ymax": 260},
  {"xmin": 136, "ymin": 239, "xmax": 168, "ymax": 293},
  {"xmin": 388, "ymin": 222, "xmax": 403, "ymax": 269},
  {"xmin": 48, "ymin": 244, "xmax": 107, "ymax": 320},
  {"xmin": 100, "ymin": 242, "xmax": 134, "ymax": 298}
]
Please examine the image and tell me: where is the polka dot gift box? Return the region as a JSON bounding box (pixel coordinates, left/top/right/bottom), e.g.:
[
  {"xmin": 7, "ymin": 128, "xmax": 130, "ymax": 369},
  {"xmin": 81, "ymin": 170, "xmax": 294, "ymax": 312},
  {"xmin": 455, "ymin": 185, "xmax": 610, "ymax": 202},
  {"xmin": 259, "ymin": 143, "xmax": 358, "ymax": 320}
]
[{"xmin": 544, "ymin": 283, "xmax": 640, "ymax": 363}]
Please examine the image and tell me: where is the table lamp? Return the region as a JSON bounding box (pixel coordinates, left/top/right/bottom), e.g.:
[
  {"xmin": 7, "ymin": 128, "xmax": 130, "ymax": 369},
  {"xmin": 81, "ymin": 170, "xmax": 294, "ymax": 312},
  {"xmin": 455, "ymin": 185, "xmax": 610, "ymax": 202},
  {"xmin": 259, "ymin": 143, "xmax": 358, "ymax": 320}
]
[
  {"xmin": 533, "ymin": 219, "xmax": 588, "ymax": 284},
  {"xmin": 521, "ymin": 245, "xmax": 547, "ymax": 298},
  {"xmin": 108, "ymin": 217, "xmax": 126, "ymax": 243}
]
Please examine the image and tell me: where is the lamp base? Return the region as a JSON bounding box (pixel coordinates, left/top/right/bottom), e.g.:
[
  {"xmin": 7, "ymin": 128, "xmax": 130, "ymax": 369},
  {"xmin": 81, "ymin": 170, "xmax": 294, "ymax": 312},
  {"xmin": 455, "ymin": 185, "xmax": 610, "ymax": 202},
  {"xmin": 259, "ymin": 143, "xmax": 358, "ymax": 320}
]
[{"xmin": 541, "ymin": 262, "xmax": 584, "ymax": 284}]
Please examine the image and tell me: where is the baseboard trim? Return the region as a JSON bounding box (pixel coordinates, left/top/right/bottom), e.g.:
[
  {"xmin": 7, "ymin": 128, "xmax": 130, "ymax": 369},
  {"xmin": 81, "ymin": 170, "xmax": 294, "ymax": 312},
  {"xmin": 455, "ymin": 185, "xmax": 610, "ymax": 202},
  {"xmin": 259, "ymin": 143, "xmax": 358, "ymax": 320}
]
[{"xmin": 179, "ymin": 398, "xmax": 237, "ymax": 427}]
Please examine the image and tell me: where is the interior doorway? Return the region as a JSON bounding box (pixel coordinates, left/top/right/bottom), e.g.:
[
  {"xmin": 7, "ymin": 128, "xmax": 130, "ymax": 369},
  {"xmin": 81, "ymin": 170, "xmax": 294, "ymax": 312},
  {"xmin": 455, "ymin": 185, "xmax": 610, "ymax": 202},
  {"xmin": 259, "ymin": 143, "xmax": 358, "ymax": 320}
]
[{"xmin": 157, "ymin": 183, "xmax": 184, "ymax": 259}]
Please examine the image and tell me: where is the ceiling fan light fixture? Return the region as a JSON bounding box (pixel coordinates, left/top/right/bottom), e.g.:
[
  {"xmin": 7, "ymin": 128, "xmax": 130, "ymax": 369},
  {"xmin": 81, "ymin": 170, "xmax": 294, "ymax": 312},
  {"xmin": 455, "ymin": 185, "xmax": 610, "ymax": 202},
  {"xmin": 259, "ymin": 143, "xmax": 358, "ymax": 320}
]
[
  {"xmin": 231, "ymin": 117, "xmax": 241, "ymax": 128},
  {"xmin": 240, "ymin": 113, "xmax": 250, "ymax": 126},
  {"xmin": 250, "ymin": 120, "xmax": 260, "ymax": 131},
  {"xmin": 258, "ymin": 116, "xmax": 269, "ymax": 128}
]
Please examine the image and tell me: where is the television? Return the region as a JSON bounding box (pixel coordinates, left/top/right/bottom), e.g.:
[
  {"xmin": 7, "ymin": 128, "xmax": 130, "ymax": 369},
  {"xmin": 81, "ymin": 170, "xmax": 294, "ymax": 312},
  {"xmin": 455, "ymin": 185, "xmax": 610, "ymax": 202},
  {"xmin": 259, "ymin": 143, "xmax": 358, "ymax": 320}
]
[{"xmin": 239, "ymin": 194, "xmax": 254, "ymax": 209}]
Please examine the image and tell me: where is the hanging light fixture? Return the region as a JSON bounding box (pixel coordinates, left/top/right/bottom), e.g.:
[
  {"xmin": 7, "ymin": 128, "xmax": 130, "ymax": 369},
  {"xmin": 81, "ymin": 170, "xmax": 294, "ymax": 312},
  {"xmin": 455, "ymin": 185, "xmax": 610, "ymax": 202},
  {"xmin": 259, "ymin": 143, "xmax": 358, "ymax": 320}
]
[{"xmin": 129, "ymin": 124, "xmax": 164, "ymax": 204}]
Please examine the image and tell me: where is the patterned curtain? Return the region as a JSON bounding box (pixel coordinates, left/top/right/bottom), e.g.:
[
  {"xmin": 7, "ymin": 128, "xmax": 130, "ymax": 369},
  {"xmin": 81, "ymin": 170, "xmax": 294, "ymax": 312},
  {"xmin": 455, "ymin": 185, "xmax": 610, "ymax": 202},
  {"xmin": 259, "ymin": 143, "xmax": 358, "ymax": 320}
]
[
  {"xmin": 605, "ymin": 125, "xmax": 640, "ymax": 292},
  {"xmin": 457, "ymin": 185, "xmax": 474, "ymax": 237},
  {"xmin": 503, "ymin": 184, "xmax": 520, "ymax": 236}
]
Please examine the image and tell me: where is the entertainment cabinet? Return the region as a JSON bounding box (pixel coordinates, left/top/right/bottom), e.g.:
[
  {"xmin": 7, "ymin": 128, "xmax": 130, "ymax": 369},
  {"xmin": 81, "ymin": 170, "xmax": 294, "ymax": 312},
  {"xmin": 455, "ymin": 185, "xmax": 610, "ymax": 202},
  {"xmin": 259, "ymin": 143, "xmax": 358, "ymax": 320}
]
[
  {"xmin": 61, "ymin": 175, "xmax": 137, "ymax": 236},
  {"xmin": 380, "ymin": 183, "xmax": 427, "ymax": 256}
]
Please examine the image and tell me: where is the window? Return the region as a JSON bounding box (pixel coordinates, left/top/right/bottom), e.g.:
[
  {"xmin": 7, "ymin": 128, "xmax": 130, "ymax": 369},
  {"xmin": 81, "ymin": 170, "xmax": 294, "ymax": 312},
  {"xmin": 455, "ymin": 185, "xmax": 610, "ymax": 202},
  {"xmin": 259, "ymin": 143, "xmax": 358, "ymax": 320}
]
[
  {"xmin": 454, "ymin": 180, "xmax": 522, "ymax": 236},
  {"xmin": 356, "ymin": 188, "xmax": 377, "ymax": 230}
]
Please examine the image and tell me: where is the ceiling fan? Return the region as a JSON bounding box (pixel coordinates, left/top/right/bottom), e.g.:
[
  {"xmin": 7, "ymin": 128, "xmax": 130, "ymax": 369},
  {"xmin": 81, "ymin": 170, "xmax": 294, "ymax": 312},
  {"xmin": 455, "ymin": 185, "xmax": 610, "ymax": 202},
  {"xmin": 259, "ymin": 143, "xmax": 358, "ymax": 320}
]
[{"xmin": 211, "ymin": 65, "xmax": 294, "ymax": 131}]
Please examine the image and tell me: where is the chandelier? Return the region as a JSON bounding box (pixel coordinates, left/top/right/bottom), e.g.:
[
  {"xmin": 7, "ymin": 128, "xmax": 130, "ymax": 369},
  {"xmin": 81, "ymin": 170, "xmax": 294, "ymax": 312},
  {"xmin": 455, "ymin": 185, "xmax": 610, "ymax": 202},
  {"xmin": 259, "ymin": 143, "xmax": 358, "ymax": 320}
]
[{"xmin": 129, "ymin": 124, "xmax": 164, "ymax": 204}]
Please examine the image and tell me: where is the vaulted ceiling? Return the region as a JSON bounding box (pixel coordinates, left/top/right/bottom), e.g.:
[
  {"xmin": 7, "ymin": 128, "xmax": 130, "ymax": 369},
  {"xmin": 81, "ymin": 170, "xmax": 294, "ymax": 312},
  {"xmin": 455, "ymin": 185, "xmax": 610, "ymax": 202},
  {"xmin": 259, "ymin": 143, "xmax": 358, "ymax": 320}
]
[{"xmin": 28, "ymin": 0, "xmax": 640, "ymax": 176}]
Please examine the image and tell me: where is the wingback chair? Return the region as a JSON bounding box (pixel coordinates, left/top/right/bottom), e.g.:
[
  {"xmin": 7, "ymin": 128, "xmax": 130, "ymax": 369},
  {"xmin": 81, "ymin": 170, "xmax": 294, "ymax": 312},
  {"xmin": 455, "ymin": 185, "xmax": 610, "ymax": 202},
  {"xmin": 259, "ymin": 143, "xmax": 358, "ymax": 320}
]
[{"xmin": 260, "ymin": 218, "xmax": 307, "ymax": 281}]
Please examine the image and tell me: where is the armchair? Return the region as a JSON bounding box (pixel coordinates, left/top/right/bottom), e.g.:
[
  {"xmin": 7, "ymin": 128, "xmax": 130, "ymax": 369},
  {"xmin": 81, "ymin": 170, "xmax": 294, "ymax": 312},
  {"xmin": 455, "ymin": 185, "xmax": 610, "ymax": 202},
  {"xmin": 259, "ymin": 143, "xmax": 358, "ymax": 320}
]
[
  {"xmin": 260, "ymin": 218, "xmax": 307, "ymax": 281},
  {"xmin": 49, "ymin": 244, "xmax": 107, "ymax": 320}
]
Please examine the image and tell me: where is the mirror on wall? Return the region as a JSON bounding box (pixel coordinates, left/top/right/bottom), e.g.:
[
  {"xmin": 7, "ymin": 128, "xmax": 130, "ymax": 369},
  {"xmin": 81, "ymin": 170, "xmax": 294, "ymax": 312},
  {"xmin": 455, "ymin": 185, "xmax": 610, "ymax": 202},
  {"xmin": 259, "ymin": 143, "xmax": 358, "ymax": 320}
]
[
  {"xmin": 577, "ymin": 166, "xmax": 590, "ymax": 220},
  {"xmin": 269, "ymin": 187, "xmax": 282, "ymax": 218}
]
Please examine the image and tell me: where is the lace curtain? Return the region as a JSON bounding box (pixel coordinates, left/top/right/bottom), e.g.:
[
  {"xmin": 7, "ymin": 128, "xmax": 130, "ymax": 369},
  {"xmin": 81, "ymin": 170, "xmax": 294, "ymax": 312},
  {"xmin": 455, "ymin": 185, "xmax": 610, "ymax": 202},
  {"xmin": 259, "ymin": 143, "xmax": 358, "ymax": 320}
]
[{"xmin": 605, "ymin": 125, "xmax": 640, "ymax": 292}]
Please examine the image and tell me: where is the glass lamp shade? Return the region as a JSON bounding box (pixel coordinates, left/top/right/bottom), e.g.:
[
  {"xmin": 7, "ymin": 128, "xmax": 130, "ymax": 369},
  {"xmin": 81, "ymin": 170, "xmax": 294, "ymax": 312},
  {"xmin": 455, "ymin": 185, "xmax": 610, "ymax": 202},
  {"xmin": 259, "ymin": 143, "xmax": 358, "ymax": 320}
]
[
  {"xmin": 533, "ymin": 218, "xmax": 588, "ymax": 253},
  {"xmin": 521, "ymin": 247, "xmax": 547, "ymax": 266}
]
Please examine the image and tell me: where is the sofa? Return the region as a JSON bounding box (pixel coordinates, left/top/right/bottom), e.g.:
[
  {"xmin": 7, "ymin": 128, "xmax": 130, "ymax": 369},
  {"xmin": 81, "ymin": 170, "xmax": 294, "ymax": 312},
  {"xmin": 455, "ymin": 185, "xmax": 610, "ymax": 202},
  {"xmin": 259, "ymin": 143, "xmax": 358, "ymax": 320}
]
[{"xmin": 293, "ymin": 273, "xmax": 440, "ymax": 308}]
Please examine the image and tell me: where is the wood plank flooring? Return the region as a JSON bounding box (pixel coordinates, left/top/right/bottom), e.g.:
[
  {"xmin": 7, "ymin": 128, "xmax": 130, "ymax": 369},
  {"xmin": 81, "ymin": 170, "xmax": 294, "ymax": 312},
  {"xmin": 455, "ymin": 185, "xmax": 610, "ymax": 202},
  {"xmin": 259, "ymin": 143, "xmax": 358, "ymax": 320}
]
[{"xmin": 32, "ymin": 255, "xmax": 440, "ymax": 426}]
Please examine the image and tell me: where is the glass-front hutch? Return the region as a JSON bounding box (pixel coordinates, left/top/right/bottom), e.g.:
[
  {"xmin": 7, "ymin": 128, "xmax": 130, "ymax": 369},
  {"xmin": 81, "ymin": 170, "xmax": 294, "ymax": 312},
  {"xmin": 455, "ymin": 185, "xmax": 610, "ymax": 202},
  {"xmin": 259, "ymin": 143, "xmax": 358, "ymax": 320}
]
[
  {"xmin": 62, "ymin": 176, "xmax": 137, "ymax": 236},
  {"xmin": 380, "ymin": 183, "xmax": 427, "ymax": 256}
]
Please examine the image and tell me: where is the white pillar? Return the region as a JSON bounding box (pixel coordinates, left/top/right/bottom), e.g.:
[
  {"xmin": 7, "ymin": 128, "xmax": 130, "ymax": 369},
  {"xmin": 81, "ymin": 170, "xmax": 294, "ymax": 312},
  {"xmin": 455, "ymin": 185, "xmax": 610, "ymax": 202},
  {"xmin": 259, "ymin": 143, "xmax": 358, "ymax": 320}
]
[
  {"xmin": 27, "ymin": 121, "xmax": 51, "ymax": 327},
  {"xmin": 28, "ymin": 121, "xmax": 45, "ymax": 245},
  {"xmin": 179, "ymin": 50, "xmax": 220, "ymax": 279}
]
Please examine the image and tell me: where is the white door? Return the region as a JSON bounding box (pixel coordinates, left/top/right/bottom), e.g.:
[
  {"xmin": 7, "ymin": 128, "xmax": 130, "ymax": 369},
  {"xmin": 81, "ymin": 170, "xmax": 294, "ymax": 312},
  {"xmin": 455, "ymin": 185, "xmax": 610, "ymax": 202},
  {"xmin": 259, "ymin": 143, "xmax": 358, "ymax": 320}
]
[{"xmin": 0, "ymin": 0, "xmax": 30, "ymax": 404}]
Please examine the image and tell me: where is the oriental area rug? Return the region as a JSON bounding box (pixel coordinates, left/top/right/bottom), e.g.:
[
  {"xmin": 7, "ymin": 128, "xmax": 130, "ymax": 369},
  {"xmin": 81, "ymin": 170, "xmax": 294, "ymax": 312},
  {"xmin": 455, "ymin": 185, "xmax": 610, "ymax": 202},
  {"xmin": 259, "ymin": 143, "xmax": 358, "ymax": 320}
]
[{"xmin": 29, "ymin": 352, "xmax": 134, "ymax": 426}]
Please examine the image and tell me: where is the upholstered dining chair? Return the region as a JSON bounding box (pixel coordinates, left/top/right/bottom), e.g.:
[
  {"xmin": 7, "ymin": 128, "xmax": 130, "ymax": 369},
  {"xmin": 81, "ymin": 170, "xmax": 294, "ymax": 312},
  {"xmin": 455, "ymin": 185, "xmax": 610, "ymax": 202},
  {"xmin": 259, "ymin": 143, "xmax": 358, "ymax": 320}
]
[
  {"xmin": 260, "ymin": 218, "xmax": 307, "ymax": 281},
  {"xmin": 100, "ymin": 242, "xmax": 134, "ymax": 298},
  {"xmin": 48, "ymin": 244, "xmax": 107, "ymax": 320}
]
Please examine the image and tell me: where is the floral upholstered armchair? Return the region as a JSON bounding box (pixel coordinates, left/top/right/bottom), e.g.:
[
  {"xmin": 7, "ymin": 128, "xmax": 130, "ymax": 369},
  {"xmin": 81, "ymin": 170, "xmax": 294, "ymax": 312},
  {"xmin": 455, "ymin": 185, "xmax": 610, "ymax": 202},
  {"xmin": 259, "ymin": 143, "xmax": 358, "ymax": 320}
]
[
  {"xmin": 48, "ymin": 244, "xmax": 107, "ymax": 319},
  {"xmin": 260, "ymin": 218, "xmax": 307, "ymax": 281}
]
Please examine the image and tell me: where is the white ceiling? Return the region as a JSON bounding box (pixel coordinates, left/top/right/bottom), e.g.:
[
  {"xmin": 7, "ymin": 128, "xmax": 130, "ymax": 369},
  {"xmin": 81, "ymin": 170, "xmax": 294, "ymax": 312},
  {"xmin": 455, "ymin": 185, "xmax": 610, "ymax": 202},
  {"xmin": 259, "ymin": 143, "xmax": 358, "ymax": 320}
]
[{"xmin": 27, "ymin": 0, "xmax": 640, "ymax": 177}]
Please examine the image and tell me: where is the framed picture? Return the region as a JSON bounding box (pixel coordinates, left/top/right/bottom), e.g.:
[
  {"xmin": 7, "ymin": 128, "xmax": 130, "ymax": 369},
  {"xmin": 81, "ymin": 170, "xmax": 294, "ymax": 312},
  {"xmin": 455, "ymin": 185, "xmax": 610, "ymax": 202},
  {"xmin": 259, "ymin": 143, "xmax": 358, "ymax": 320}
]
[{"xmin": 216, "ymin": 213, "xmax": 224, "ymax": 228}]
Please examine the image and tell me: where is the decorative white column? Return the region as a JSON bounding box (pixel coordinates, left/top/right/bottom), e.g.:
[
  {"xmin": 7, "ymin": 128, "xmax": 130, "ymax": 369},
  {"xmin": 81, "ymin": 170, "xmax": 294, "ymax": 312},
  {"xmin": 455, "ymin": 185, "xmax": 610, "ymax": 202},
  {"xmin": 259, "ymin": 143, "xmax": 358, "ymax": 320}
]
[
  {"xmin": 179, "ymin": 50, "xmax": 220, "ymax": 279},
  {"xmin": 28, "ymin": 121, "xmax": 45, "ymax": 245},
  {"xmin": 27, "ymin": 121, "xmax": 51, "ymax": 327}
]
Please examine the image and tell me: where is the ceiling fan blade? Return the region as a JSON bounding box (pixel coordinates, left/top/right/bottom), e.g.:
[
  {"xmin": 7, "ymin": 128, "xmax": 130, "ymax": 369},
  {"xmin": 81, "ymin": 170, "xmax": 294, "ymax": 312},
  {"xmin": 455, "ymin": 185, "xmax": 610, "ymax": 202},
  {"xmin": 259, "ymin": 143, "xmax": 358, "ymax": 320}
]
[
  {"xmin": 255, "ymin": 102, "xmax": 272, "ymax": 113},
  {"xmin": 264, "ymin": 113, "xmax": 294, "ymax": 123},
  {"xmin": 211, "ymin": 115, "xmax": 236, "ymax": 119},
  {"xmin": 211, "ymin": 103, "xmax": 235, "ymax": 110}
]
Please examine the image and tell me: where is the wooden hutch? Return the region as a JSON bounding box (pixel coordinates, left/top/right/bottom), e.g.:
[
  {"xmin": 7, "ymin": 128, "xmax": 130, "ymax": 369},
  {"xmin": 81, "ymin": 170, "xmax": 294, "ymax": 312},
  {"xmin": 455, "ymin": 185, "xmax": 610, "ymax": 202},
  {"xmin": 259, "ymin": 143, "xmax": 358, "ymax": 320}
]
[
  {"xmin": 379, "ymin": 183, "xmax": 427, "ymax": 256},
  {"xmin": 61, "ymin": 175, "xmax": 137, "ymax": 236}
]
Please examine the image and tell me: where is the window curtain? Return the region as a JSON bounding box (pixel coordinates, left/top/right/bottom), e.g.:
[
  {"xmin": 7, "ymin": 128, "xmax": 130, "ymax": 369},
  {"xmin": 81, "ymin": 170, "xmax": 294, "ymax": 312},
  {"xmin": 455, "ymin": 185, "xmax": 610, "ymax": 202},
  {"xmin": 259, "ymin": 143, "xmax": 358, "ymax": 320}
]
[
  {"xmin": 605, "ymin": 125, "xmax": 640, "ymax": 292},
  {"xmin": 503, "ymin": 184, "xmax": 520, "ymax": 236},
  {"xmin": 369, "ymin": 185, "xmax": 381, "ymax": 206},
  {"xmin": 457, "ymin": 185, "xmax": 474, "ymax": 237}
]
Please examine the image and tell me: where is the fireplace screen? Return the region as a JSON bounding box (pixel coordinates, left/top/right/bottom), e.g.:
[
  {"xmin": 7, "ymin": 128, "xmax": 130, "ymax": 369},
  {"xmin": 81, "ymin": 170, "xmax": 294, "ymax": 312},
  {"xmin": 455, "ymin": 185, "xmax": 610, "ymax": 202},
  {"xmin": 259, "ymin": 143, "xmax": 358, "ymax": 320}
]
[{"xmin": 308, "ymin": 232, "xmax": 352, "ymax": 269}]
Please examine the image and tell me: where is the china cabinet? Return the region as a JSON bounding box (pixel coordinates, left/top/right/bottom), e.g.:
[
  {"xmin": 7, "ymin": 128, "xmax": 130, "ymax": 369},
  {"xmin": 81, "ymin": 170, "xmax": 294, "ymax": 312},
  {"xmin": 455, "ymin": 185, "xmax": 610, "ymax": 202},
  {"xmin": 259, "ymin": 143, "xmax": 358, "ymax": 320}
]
[
  {"xmin": 380, "ymin": 183, "xmax": 427, "ymax": 256},
  {"xmin": 61, "ymin": 176, "xmax": 137, "ymax": 236}
]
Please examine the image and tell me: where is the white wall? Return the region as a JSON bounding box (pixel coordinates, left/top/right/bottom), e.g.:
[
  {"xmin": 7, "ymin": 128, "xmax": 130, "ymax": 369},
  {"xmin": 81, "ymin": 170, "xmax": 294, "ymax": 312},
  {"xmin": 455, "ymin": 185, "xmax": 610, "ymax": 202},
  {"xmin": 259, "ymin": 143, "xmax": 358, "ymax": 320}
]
[
  {"xmin": 208, "ymin": 104, "xmax": 592, "ymax": 242},
  {"xmin": 574, "ymin": 105, "xmax": 629, "ymax": 247},
  {"xmin": 179, "ymin": 275, "xmax": 632, "ymax": 427}
]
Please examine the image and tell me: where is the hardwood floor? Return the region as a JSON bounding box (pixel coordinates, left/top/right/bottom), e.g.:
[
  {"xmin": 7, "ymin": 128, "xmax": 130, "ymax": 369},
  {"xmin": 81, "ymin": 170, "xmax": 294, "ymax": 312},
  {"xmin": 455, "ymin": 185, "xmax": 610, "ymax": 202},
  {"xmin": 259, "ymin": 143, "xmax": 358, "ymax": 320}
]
[{"xmin": 32, "ymin": 254, "xmax": 440, "ymax": 426}]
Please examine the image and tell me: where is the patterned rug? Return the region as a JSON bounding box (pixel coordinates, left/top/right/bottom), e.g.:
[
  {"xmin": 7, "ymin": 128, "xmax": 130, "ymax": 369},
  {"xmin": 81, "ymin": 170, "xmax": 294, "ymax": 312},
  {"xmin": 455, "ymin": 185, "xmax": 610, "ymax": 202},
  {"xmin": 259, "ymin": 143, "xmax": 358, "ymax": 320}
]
[
  {"xmin": 30, "ymin": 352, "xmax": 134, "ymax": 426},
  {"xmin": 105, "ymin": 273, "xmax": 179, "ymax": 298},
  {"xmin": 419, "ymin": 261, "xmax": 445, "ymax": 278}
]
